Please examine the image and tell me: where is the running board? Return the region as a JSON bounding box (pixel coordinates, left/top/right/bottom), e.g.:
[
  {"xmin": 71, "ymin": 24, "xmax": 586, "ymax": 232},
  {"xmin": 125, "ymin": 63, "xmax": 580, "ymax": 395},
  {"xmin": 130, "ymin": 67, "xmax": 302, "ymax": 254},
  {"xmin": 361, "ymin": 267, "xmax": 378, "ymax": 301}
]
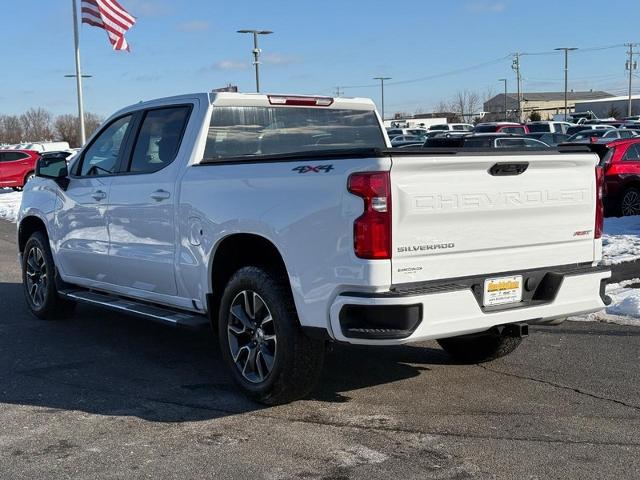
[{"xmin": 59, "ymin": 289, "xmax": 210, "ymax": 331}]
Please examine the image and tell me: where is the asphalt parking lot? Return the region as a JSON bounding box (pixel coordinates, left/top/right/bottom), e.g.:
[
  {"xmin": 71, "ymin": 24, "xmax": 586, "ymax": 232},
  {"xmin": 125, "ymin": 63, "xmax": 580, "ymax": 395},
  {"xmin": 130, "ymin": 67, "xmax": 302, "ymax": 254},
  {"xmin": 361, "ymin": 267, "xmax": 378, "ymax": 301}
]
[{"xmin": 0, "ymin": 219, "xmax": 639, "ymax": 479}]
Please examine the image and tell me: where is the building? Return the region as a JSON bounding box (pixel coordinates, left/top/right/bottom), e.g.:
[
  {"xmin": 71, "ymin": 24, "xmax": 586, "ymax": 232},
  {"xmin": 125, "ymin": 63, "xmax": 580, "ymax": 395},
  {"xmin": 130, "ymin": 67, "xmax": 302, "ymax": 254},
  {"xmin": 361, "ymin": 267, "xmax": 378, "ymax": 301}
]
[
  {"xmin": 483, "ymin": 90, "xmax": 613, "ymax": 121},
  {"xmin": 574, "ymin": 95, "xmax": 640, "ymax": 118}
]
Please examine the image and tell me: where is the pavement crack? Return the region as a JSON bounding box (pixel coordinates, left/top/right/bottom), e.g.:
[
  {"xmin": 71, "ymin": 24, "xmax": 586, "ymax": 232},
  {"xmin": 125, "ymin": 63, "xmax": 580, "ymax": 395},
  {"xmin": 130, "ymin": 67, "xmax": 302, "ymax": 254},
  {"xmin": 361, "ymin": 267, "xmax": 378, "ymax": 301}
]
[{"xmin": 478, "ymin": 364, "xmax": 640, "ymax": 412}]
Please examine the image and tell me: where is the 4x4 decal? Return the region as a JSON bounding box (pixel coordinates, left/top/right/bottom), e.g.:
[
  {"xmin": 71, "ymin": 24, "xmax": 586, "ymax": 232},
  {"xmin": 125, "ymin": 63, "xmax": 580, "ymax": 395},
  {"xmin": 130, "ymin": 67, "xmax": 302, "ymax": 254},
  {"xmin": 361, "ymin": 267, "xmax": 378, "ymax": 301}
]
[{"xmin": 292, "ymin": 164, "xmax": 334, "ymax": 174}]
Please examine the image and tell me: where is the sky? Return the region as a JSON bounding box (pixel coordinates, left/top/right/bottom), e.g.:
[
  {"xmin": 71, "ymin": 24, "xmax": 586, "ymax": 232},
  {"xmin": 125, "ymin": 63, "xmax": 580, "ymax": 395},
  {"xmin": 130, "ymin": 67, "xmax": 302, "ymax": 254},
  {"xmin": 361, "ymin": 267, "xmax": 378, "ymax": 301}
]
[{"xmin": 3, "ymin": 0, "xmax": 640, "ymax": 118}]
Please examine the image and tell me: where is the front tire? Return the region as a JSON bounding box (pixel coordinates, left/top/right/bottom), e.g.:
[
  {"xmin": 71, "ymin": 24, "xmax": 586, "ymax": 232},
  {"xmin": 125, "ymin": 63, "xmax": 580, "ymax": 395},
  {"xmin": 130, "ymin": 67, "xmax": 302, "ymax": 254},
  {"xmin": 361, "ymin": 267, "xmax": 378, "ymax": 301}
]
[
  {"xmin": 22, "ymin": 231, "xmax": 76, "ymax": 320},
  {"xmin": 218, "ymin": 266, "xmax": 325, "ymax": 405},
  {"xmin": 437, "ymin": 328, "xmax": 522, "ymax": 363},
  {"xmin": 620, "ymin": 187, "xmax": 640, "ymax": 216}
]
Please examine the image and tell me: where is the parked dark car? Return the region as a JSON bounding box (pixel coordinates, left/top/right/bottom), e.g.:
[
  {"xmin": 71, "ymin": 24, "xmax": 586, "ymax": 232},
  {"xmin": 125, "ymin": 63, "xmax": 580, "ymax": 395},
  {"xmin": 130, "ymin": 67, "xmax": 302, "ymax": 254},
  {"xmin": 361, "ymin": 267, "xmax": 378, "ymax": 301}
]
[
  {"xmin": 423, "ymin": 133, "xmax": 549, "ymax": 149},
  {"xmin": 526, "ymin": 132, "xmax": 570, "ymax": 146}
]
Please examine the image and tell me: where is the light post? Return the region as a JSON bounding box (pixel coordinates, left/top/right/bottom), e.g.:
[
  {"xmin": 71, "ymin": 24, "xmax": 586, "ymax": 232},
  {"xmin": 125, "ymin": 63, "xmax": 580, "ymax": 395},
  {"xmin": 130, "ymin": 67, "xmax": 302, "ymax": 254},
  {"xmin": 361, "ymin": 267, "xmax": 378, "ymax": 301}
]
[
  {"xmin": 237, "ymin": 29, "xmax": 273, "ymax": 93},
  {"xmin": 64, "ymin": 73, "xmax": 92, "ymax": 145},
  {"xmin": 555, "ymin": 47, "xmax": 578, "ymax": 121},
  {"xmin": 499, "ymin": 78, "xmax": 507, "ymax": 120},
  {"xmin": 373, "ymin": 77, "xmax": 391, "ymax": 121}
]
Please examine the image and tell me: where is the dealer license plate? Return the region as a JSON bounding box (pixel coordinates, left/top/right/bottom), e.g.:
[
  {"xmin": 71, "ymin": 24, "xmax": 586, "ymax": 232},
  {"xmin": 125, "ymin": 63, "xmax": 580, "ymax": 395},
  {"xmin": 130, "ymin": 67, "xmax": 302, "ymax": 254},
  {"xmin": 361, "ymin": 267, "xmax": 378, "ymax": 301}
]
[{"xmin": 483, "ymin": 275, "xmax": 523, "ymax": 307}]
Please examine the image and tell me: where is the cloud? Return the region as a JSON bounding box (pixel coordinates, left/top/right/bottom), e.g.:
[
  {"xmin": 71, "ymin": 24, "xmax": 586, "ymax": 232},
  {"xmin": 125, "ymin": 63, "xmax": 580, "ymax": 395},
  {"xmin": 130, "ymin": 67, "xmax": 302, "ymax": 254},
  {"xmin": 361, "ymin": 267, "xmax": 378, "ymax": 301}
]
[
  {"xmin": 262, "ymin": 53, "xmax": 301, "ymax": 66},
  {"xmin": 126, "ymin": 0, "xmax": 171, "ymax": 17},
  {"xmin": 213, "ymin": 60, "xmax": 249, "ymax": 71},
  {"xmin": 464, "ymin": 1, "xmax": 507, "ymax": 12},
  {"xmin": 176, "ymin": 20, "xmax": 210, "ymax": 32}
]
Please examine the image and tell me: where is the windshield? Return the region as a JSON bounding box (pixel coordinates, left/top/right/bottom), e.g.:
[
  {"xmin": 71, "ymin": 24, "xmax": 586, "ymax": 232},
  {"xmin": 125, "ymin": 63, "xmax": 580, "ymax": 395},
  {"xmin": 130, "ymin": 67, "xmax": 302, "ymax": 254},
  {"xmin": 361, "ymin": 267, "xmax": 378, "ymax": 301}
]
[{"xmin": 204, "ymin": 106, "xmax": 385, "ymax": 159}]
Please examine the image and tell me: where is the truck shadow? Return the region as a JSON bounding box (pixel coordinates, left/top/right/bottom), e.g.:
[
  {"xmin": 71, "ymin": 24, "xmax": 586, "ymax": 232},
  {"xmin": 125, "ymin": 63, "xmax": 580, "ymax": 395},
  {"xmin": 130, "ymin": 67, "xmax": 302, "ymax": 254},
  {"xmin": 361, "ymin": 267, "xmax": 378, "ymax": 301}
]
[{"xmin": 0, "ymin": 281, "xmax": 452, "ymax": 422}]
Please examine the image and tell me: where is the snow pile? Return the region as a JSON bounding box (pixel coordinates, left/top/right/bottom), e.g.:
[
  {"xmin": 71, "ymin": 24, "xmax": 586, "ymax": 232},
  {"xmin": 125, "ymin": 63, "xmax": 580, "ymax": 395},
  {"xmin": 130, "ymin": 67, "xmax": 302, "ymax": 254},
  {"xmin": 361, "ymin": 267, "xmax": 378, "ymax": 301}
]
[
  {"xmin": 0, "ymin": 189, "xmax": 22, "ymax": 223},
  {"xmin": 573, "ymin": 278, "xmax": 640, "ymax": 326},
  {"xmin": 602, "ymin": 216, "xmax": 640, "ymax": 265}
]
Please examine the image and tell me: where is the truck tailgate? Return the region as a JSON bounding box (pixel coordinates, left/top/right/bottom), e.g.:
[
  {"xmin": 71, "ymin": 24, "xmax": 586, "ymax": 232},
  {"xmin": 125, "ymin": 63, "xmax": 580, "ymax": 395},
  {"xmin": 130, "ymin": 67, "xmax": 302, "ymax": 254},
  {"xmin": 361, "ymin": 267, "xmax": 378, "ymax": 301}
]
[{"xmin": 390, "ymin": 152, "xmax": 599, "ymax": 285}]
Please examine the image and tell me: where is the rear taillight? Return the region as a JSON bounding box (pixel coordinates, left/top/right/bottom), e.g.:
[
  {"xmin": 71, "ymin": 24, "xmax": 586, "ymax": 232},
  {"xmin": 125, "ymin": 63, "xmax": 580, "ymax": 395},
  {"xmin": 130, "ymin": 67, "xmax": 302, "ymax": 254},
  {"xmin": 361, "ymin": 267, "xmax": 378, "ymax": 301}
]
[
  {"xmin": 595, "ymin": 166, "xmax": 604, "ymax": 239},
  {"xmin": 348, "ymin": 172, "xmax": 391, "ymax": 259}
]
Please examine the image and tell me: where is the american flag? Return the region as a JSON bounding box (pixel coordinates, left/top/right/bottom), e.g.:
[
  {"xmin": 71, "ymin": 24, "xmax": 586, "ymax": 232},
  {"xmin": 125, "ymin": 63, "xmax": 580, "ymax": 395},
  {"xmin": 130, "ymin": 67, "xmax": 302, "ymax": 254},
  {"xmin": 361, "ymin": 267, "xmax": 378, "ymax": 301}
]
[{"xmin": 81, "ymin": 0, "xmax": 136, "ymax": 52}]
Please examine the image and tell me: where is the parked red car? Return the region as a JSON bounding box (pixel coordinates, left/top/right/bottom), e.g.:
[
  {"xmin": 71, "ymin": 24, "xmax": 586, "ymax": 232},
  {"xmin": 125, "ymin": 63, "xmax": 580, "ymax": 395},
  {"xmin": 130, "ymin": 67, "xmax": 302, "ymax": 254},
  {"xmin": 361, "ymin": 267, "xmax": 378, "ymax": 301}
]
[
  {"xmin": 588, "ymin": 139, "xmax": 640, "ymax": 216},
  {"xmin": 474, "ymin": 122, "xmax": 530, "ymax": 134},
  {"xmin": 0, "ymin": 150, "xmax": 40, "ymax": 191}
]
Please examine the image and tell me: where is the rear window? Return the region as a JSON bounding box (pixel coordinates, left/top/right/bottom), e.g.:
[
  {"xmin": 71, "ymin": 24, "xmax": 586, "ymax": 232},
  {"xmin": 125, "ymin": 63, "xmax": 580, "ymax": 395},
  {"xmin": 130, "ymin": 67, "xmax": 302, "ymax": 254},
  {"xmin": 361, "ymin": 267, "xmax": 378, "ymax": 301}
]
[
  {"xmin": 204, "ymin": 106, "xmax": 385, "ymax": 160},
  {"xmin": 429, "ymin": 124, "xmax": 449, "ymax": 131},
  {"xmin": 526, "ymin": 123, "xmax": 550, "ymax": 133},
  {"xmin": 566, "ymin": 125, "xmax": 589, "ymax": 136},
  {"xmin": 474, "ymin": 125, "xmax": 498, "ymax": 133}
]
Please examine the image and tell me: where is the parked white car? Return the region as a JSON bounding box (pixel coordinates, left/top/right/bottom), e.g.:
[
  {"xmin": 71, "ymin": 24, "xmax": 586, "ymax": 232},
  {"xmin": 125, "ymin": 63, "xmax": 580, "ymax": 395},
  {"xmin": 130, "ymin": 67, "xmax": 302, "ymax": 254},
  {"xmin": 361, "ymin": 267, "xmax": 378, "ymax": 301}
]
[
  {"xmin": 526, "ymin": 121, "xmax": 574, "ymax": 134},
  {"xmin": 18, "ymin": 92, "xmax": 611, "ymax": 404},
  {"xmin": 428, "ymin": 123, "xmax": 474, "ymax": 132}
]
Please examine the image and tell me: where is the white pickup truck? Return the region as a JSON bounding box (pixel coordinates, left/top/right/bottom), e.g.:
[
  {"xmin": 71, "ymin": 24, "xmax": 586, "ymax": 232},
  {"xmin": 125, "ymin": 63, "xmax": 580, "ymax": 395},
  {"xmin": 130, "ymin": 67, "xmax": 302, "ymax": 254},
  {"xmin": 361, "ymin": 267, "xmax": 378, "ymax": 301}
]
[{"xmin": 18, "ymin": 92, "xmax": 610, "ymax": 404}]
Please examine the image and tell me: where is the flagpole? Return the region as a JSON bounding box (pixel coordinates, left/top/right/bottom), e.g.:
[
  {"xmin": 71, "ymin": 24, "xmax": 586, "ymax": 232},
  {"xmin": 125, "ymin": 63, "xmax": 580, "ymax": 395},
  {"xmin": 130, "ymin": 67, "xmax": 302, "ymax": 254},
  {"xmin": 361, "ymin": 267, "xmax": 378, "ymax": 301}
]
[{"xmin": 72, "ymin": 0, "xmax": 86, "ymax": 145}]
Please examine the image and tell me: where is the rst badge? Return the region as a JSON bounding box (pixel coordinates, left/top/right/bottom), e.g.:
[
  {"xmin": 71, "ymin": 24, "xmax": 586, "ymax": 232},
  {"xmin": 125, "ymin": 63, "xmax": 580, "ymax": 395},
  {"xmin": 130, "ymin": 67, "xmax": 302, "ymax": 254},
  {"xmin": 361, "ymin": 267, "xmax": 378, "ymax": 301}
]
[{"xmin": 292, "ymin": 165, "xmax": 334, "ymax": 174}]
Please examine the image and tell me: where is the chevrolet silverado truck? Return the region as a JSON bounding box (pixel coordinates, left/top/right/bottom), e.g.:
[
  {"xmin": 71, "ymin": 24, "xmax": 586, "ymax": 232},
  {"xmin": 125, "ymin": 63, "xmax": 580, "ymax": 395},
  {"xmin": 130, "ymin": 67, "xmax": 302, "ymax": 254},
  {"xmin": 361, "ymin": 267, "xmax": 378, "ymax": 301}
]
[{"xmin": 18, "ymin": 92, "xmax": 611, "ymax": 404}]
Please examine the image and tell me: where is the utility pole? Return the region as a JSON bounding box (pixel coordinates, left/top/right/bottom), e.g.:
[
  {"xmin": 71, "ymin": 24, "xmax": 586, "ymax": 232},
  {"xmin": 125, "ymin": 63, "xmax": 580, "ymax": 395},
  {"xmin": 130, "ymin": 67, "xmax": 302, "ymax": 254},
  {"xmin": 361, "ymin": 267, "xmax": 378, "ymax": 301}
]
[
  {"xmin": 373, "ymin": 77, "xmax": 391, "ymax": 121},
  {"xmin": 498, "ymin": 78, "xmax": 507, "ymax": 120},
  {"xmin": 555, "ymin": 47, "xmax": 578, "ymax": 121},
  {"xmin": 511, "ymin": 52, "xmax": 522, "ymax": 122},
  {"xmin": 511, "ymin": 53, "xmax": 522, "ymax": 122},
  {"xmin": 334, "ymin": 86, "xmax": 343, "ymax": 97},
  {"xmin": 237, "ymin": 29, "xmax": 273, "ymax": 93},
  {"xmin": 626, "ymin": 43, "xmax": 638, "ymax": 117}
]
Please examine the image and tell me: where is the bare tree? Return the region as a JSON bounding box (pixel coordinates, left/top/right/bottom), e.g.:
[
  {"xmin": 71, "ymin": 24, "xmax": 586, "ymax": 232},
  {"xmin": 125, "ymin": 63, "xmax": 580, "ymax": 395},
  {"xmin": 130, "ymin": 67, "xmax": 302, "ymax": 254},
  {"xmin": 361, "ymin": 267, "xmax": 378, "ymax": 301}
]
[
  {"xmin": 433, "ymin": 100, "xmax": 451, "ymax": 113},
  {"xmin": 452, "ymin": 90, "xmax": 481, "ymax": 123},
  {"xmin": 54, "ymin": 112, "xmax": 103, "ymax": 147},
  {"xmin": 21, "ymin": 108, "xmax": 53, "ymax": 141},
  {"xmin": 1, "ymin": 115, "xmax": 24, "ymax": 144}
]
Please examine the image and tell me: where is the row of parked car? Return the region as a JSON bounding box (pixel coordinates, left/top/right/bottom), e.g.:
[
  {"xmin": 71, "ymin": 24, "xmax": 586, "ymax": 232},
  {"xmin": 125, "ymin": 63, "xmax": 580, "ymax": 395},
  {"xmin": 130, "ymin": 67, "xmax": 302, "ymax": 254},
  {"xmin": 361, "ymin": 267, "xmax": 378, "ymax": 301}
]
[
  {"xmin": 386, "ymin": 120, "xmax": 640, "ymax": 217},
  {"xmin": 0, "ymin": 149, "xmax": 75, "ymax": 191},
  {"xmin": 387, "ymin": 120, "xmax": 640, "ymax": 148}
]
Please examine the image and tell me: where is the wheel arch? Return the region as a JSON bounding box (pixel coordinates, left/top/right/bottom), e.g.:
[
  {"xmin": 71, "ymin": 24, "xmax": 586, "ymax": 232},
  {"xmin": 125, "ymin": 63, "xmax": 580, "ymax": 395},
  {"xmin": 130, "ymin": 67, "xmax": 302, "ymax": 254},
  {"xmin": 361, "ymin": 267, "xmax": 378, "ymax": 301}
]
[
  {"xmin": 18, "ymin": 215, "xmax": 48, "ymax": 254},
  {"xmin": 207, "ymin": 233, "xmax": 294, "ymax": 330}
]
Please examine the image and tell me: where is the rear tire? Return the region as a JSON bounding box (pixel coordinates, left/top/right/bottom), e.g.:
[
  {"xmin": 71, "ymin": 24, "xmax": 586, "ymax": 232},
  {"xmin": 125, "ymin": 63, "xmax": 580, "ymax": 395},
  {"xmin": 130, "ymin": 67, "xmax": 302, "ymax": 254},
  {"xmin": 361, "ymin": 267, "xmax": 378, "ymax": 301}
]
[
  {"xmin": 218, "ymin": 266, "xmax": 325, "ymax": 405},
  {"xmin": 437, "ymin": 328, "xmax": 522, "ymax": 363},
  {"xmin": 22, "ymin": 231, "xmax": 76, "ymax": 320},
  {"xmin": 620, "ymin": 187, "xmax": 640, "ymax": 216}
]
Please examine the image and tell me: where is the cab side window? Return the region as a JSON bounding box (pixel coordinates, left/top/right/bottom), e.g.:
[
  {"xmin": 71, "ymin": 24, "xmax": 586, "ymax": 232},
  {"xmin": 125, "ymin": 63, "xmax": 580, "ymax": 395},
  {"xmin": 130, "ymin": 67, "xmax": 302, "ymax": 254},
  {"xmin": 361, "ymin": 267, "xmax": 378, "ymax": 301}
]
[
  {"xmin": 128, "ymin": 106, "xmax": 191, "ymax": 174},
  {"xmin": 79, "ymin": 115, "xmax": 132, "ymax": 176}
]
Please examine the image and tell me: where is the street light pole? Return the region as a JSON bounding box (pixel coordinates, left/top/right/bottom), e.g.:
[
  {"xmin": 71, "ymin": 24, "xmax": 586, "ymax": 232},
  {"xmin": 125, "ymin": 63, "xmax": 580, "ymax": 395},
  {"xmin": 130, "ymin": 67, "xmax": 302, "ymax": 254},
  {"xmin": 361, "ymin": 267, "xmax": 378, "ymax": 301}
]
[
  {"xmin": 499, "ymin": 78, "xmax": 507, "ymax": 120},
  {"xmin": 237, "ymin": 29, "xmax": 273, "ymax": 93},
  {"xmin": 555, "ymin": 47, "xmax": 577, "ymax": 121},
  {"xmin": 373, "ymin": 77, "xmax": 391, "ymax": 121}
]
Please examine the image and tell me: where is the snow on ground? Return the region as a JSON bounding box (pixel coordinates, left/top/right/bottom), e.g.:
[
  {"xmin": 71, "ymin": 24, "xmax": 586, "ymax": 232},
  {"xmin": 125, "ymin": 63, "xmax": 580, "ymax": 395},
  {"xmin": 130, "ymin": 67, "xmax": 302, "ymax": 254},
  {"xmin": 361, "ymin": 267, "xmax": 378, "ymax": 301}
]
[
  {"xmin": 0, "ymin": 188, "xmax": 22, "ymax": 223},
  {"xmin": 572, "ymin": 278, "xmax": 640, "ymax": 326},
  {"xmin": 602, "ymin": 216, "xmax": 640, "ymax": 265}
]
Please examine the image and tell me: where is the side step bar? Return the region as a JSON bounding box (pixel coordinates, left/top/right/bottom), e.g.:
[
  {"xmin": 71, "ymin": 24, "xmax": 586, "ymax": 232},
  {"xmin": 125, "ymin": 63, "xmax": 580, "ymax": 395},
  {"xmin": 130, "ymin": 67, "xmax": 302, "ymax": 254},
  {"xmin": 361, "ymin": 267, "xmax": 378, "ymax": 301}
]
[{"xmin": 59, "ymin": 289, "xmax": 210, "ymax": 331}]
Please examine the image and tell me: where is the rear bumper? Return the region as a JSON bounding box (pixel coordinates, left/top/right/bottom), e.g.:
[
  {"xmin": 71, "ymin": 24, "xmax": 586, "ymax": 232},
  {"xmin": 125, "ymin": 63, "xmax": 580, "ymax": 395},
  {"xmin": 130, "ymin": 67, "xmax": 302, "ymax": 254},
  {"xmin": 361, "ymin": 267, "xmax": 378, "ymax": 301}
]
[{"xmin": 329, "ymin": 265, "xmax": 611, "ymax": 345}]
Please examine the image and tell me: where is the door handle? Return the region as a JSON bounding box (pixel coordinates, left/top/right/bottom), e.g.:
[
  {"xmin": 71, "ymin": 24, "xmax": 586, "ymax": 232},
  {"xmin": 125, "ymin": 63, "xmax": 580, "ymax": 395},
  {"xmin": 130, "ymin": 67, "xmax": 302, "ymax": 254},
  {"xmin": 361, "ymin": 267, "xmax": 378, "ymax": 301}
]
[
  {"xmin": 91, "ymin": 190, "xmax": 107, "ymax": 201},
  {"xmin": 150, "ymin": 189, "xmax": 171, "ymax": 201}
]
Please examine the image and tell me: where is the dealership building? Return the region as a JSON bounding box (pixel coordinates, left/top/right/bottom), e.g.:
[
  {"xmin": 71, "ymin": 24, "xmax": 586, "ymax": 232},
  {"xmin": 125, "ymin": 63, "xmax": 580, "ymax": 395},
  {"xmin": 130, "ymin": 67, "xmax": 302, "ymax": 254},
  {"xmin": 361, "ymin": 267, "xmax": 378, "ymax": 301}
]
[
  {"xmin": 483, "ymin": 90, "xmax": 613, "ymax": 120},
  {"xmin": 574, "ymin": 94, "xmax": 640, "ymax": 118}
]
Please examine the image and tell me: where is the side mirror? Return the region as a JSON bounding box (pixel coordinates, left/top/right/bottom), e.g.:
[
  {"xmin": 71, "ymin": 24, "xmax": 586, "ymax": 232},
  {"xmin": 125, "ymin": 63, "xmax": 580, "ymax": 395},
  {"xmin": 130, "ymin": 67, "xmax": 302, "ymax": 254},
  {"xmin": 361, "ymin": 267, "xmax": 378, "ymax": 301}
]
[{"xmin": 36, "ymin": 156, "xmax": 69, "ymax": 189}]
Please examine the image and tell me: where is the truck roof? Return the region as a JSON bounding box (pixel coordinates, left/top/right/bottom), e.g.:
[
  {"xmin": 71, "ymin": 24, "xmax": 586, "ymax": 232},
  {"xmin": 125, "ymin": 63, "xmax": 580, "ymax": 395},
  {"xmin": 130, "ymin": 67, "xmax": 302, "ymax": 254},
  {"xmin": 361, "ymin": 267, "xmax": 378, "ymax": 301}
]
[
  {"xmin": 210, "ymin": 92, "xmax": 377, "ymax": 110},
  {"xmin": 110, "ymin": 92, "xmax": 377, "ymax": 119}
]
